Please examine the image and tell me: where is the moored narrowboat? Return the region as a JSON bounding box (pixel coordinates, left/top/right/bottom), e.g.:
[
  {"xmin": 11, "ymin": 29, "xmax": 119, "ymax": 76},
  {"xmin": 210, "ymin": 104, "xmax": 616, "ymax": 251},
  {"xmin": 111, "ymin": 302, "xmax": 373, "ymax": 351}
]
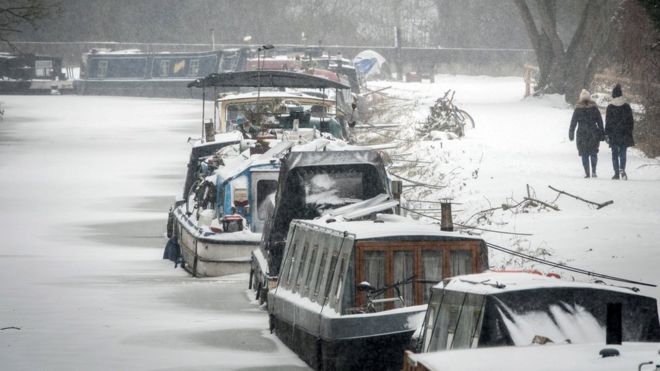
[
  {"xmin": 250, "ymin": 149, "xmax": 392, "ymax": 301},
  {"xmin": 268, "ymin": 216, "xmax": 489, "ymax": 370},
  {"xmin": 75, "ymin": 48, "xmax": 248, "ymax": 98}
]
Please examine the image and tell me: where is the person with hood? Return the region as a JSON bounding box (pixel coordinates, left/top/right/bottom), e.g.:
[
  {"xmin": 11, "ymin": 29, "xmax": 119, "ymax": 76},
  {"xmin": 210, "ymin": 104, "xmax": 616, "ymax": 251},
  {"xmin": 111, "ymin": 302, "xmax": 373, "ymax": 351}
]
[
  {"xmin": 605, "ymin": 84, "xmax": 634, "ymax": 180},
  {"xmin": 569, "ymin": 89, "xmax": 605, "ymax": 178}
]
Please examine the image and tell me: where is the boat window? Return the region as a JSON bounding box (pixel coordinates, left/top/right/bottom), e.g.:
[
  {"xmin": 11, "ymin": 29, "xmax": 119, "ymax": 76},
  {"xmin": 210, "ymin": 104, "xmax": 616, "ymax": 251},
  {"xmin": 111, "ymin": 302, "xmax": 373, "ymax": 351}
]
[
  {"xmin": 313, "ymin": 249, "xmax": 328, "ymax": 301},
  {"xmin": 393, "ymin": 251, "xmax": 415, "ymax": 306},
  {"xmin": 422, "ymin": 290, "xmax": 444, "ymax": 352},
  {"xmin": 189, "ymin": 59, "xmax": 200, "ymax": 76},
  {"xmin": 283, "ymin": 242, "xmax": 298, "ymax": 288},
  {"xmin": 451, "ymin": 250, "xmax": 472, "ymax": 276},
  {"xmin": 172, "ymin": 59, "xmax": 186, "ymax": 76},
  {"xmin": 303, "ymin": 247, "xmax": 318, "ymax": 297},
  {"xmin": 220, "ymin": 53, "xmax": 238, "ymax": 72},
  {"xmin": 256, "ymin": 180, "xmax": 278, "ymax": 221},
  {"xmin": 362, "ymin": 250, "xmax": 386, "ymax": 311},
  {"xmin": 422, "ymin": 250, "xmax": 443, "ymax": 302},
  {"xmin": 323, "ymin": 254, "xmax": 339, "ymax": 303},
  {"xmin": 294, "ymin": 242, "xmax": 310, "ymax": 292},
  {"xmin": 333, "ymin": 257, "xmax": 347, "ymax": 308},
  {"xmin": 304, "ymin": 170, "xmax": 364, "ymax": 208},
  {"xmin": 159, "ymin": 60, "xmax": 170, "ymax": 77},
  {"xmin": 97, "ymin": 60, "xmax": 108, "ymax": 78},
  {"xmin": 450, "ymin": 293, "xmax": 486, "ymax": 350},
  {"xmin": 428, "ymin": 290, "xmax": 465, "ymax": 351}
]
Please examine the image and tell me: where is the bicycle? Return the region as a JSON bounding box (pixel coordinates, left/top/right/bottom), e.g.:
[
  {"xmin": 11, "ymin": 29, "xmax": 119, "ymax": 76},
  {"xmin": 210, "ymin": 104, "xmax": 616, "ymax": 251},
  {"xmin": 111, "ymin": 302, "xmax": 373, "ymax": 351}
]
[{"xmin": 356, "ymin": 274, "xmax": 417, "ymax": 313}]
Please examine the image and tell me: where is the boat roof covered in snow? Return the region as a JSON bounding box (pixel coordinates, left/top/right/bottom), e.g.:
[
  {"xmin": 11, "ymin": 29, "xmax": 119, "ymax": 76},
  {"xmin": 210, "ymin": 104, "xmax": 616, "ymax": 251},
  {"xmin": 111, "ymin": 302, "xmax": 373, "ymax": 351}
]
[
  {"xmin": 436, "ymin": 272, "xmax": 656, "ymax": 296},
  {"xmin": 260, "ymin": 150, "xmax": 390, "ymax": 274},
  {"xmin": 304, "ymin": 214, "xmax": 485, "ymax": 242},
  {"xmin": 417, "ymin": 271, "xmax": 660, "ymax": 354},
  {"xmin": 187, "ymin": 70, "xmax": 350, "ymax": 90}
]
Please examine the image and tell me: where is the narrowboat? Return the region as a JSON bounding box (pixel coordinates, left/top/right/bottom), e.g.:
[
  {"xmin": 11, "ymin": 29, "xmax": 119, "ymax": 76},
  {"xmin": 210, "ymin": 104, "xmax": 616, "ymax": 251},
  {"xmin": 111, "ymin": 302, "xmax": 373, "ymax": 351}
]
[
  {"xmin": 0, "ymin": 52, "xmax": 71, "ymax": 94},
  {"xmin": 250, "ymin": 149, "xmax": 392, "ymax": 301},
  {"xmin": 75, "ymin": 48, "xmax": 248, "ymax": 98},
  {"xmin": 267, "ymin": 215, "xmax": 489, "ymax": 370}
]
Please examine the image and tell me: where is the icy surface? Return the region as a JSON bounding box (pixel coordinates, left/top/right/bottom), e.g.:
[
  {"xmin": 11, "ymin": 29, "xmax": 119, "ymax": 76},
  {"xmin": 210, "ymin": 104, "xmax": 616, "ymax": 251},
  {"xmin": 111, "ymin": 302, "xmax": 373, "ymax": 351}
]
[{"xmin": 0, "ymin": 96, "xmax": 308, "ymax": 370}]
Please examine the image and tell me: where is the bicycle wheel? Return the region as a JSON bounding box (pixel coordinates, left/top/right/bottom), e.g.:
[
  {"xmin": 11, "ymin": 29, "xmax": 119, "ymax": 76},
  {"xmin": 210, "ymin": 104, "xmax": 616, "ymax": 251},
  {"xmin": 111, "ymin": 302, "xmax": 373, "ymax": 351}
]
[{"xmin": 457, "ymin": 109, "xmax": 475, "ymax": 129}]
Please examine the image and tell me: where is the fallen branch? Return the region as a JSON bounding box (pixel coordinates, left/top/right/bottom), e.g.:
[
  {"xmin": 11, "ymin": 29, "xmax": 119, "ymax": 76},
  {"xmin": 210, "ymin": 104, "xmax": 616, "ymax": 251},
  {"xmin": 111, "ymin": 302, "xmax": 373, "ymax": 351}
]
[
  {"xmin": 401, "ymin": 206, "xmax": 533, "ymax": 236},
  {"xmin": 548, "ymin": 185, "xmax": 614, "ymax": 209},
  {"xmin": 1, "ymin": 326, "xmax": 21, "ymax": 330},
  {"xmin": 523, "ymin": 197, "xmax": 560, "ymax": 211},
  {"xmin": 389, "ymin": 172, "xmax": 446, "ymax": 190}
]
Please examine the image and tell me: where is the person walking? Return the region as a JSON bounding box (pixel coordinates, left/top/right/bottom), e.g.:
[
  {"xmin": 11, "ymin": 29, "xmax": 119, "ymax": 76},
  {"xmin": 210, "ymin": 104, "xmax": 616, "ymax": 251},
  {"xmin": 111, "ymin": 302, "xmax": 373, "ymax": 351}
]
[
  {"xmin": 605, "ymin": 84, "xmax": 634, "ymax": 180},
  {"xmin": 569, "ymin": 89, "xmax": 605, "ymax": 178}
]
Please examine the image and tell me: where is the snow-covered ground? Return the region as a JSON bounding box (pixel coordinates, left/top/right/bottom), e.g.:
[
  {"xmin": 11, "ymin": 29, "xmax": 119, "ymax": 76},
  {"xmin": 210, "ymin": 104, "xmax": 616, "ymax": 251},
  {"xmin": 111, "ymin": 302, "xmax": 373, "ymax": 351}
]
[
  {"xmin": 365, "ymin": 75, "xmax": 660, "ymax": 301},
  {"xmin": 0, "ymin": 74, "xmax": 659, "ymax": 370}
]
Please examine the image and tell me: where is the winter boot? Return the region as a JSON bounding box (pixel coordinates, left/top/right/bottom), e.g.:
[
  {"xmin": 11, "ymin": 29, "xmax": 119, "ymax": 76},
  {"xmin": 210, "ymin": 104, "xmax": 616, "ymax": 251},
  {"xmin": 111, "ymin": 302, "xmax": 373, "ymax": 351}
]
[
  {"xmin": 611, "ymin": 174, "xmax": 620, "ymax": 180},
  {"xmin": 620, "ymin": 170, "xmax": 628, "ymax": 180}
]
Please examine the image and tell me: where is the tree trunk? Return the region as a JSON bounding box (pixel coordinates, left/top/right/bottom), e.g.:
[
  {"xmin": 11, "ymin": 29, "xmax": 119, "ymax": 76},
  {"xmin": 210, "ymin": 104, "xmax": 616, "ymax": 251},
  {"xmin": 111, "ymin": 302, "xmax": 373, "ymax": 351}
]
[{"xmin": 513, "ymin": 0, "xmax": 620, "ymax": 102}]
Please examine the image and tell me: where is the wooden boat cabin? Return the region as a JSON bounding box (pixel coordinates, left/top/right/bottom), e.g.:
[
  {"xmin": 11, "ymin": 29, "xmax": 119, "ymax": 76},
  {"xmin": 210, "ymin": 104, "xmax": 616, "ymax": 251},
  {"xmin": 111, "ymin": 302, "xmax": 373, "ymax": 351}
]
[
  {"xmin": 268, "ymin": 217, "xmax": 488, "ymax": 370},
  {"xmin": 415, "ymin": 272, "xmax": 660, "ymax": 355}
]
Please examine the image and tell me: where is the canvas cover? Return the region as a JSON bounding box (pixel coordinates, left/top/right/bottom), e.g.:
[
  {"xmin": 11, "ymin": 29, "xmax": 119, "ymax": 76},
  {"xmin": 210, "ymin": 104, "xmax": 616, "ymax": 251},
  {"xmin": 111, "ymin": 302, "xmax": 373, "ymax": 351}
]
[
  {"xmin": 261, "ymin": 150, "xmax": 390, "ymax": 275},
  {"xmin": 187, "ymin": 70, "xmax": 350, "ymax": 90}
]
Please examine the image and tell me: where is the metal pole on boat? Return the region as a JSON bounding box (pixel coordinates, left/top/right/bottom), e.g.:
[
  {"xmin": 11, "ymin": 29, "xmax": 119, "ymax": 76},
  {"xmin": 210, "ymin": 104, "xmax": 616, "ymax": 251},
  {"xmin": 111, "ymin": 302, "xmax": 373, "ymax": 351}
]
[
  {"xmin": 255, "ymin": 44, "xmax": 274, "ymax": 128},
  {"xmin": 201, "ymin": 79, "xmax": 206, "ymax": 143},
  {"xmin": 213, "ymin": 86, "xmax": 218, "ymax": 133}
]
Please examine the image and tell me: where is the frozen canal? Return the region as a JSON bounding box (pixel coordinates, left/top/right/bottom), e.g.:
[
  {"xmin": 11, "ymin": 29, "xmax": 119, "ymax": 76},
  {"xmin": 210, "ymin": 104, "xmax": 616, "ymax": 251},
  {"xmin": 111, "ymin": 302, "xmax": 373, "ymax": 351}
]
[{"xmin": 0, "ymin": 95, "xmax": 309, "ymax": 370}]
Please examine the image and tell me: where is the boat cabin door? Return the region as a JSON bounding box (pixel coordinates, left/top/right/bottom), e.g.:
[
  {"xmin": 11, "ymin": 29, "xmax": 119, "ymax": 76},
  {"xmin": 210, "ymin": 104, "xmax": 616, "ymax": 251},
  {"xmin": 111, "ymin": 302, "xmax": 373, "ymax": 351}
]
[{"xmin": 250, "ymin": 170, "xmax": 279, "ymax": 233}]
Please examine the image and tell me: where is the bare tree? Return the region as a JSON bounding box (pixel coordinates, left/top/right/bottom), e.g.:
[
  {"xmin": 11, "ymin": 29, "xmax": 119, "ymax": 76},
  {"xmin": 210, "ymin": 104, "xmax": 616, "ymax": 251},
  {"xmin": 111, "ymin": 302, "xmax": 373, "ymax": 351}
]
[
  {"xmin": 513, "ymin": 0, "xmax": 621, "ymax": 102},
  {"xmin": 615, "ymin": 0, "xmax": 660, "ymax": 156},
  {"xmin": 0, "ymin": 0, "xmax": 58, "ymax": 45}
]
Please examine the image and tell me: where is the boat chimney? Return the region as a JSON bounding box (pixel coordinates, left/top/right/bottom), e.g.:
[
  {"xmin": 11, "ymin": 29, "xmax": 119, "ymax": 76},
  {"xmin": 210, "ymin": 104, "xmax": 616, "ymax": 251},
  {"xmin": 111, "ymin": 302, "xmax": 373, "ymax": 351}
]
[
  {"xmin": 606, "ymin": 303, "xmax": 622, "ymax": 345},
  {"xmin": 440, "ymin": 200, "xmax": 453, "ymax": 231},
  {"xmin": 391, "ymin": 180, "xmax": 402, "ymax": 215},
  {"xmin": 204, "ymin": 120, "xmax": 215, "ymax": 142}
]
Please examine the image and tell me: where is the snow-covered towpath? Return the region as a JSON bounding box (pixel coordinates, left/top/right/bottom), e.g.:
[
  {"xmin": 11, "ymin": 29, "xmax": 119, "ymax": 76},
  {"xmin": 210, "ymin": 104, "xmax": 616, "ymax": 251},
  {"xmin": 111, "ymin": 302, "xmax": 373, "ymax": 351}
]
[{"xmin": 369, "ymin": 76, "xmax": 660, "ymax": 300}]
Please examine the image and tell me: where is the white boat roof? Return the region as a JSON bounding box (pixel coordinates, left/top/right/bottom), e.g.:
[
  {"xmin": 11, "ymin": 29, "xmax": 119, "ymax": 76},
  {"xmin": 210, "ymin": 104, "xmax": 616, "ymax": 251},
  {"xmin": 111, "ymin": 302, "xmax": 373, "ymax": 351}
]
[
  {"xmin": 437, "ymin": 271, "xmax": 646, "ymax": 296},
  {"xmin": 218, "ymin": 90, "xmax": 331, "ymax": 103},
  {"xmin": 300, "ymin": 215, "xmax": 478, "ymax": 241},
  {"xmin": 407, "ymin": 342, "xmax": 660, "ymax": 371}
]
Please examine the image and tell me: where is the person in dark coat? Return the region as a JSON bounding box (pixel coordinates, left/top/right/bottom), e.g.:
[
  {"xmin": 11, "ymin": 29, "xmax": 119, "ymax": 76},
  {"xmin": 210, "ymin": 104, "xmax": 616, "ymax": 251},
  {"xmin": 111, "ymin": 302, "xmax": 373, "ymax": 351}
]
[
  {"xmin": 569, "ymin": 89, "xmax": 605, "ymax": 178},
  {"xmin": 605, "ymin": 84, "xmax": 634, "ymax": 180}
]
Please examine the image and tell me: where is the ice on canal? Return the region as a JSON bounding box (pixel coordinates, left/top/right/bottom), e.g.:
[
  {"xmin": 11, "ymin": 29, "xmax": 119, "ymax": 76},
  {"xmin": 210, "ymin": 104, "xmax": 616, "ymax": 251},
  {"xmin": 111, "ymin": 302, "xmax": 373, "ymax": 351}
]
[{"xmin": 0, "ymin": 95, "xmax": 309, "ymax": 370}]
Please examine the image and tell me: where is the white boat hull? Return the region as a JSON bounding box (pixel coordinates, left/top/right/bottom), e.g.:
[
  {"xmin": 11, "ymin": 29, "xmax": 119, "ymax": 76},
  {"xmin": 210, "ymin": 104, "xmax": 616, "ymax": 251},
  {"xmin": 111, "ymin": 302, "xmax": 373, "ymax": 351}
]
[{"xmin": 174, "ymin": 209, "xmax": 259, "ymax": 277}]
